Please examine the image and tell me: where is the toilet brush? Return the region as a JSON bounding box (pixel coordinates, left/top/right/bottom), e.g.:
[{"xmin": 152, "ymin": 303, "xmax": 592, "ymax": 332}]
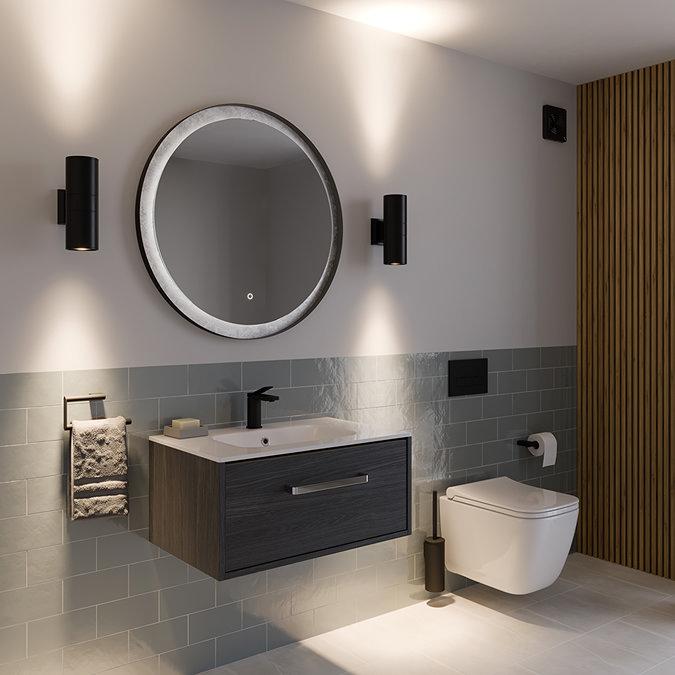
[{"xmin": 424, "ymin": 490, "xmax": 445, "ymax": 592}]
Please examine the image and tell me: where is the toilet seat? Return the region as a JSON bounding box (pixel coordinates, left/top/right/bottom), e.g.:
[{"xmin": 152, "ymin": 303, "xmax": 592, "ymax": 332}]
[{"xmin": 446, "ymin": 477, "xmax": 578, "ymax": 520}]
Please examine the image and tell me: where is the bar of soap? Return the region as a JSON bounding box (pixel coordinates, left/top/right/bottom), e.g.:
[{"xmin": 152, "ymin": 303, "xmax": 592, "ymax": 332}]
[{"xmin": 172, "ymin": 418, "xmax": 200, "ymax": 429}]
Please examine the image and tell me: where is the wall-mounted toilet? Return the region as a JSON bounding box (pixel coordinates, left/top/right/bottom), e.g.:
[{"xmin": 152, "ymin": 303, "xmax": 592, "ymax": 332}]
[{"xmin": 439, "ymin": 476, "xmax": 579, "ymax": 595}]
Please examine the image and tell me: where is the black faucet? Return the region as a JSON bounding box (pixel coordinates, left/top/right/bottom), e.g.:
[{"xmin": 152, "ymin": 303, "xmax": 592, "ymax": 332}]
[{"xmin": 246, "ymin": 386, "xmax": 279, "ymax": 429}]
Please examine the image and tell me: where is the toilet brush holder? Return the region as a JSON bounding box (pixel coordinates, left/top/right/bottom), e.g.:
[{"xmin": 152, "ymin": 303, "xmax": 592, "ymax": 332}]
[{"xmin": 424, "ymin": 490, "xmax": 445, "ymax": 592}]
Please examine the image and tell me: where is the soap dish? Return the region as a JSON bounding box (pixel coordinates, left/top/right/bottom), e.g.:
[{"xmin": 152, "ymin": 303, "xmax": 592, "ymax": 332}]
[{"xmin": 163, "ymin": 425, "xmax": 209, "ymax": 439}]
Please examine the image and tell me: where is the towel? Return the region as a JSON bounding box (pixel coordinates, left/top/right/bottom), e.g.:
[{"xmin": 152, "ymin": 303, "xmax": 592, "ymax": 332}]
[{"xmin": 68, "ymin": 416, "xmax": 129, "ymax": 520}]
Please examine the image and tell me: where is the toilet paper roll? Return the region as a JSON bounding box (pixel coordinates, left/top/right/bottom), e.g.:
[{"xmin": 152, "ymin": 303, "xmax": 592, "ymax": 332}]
[{"xmin": 527, "ymin": 432, "xmax": 557, "ymax": 467}]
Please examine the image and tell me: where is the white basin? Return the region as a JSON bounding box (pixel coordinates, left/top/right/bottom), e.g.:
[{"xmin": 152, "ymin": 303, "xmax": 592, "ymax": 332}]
[
  {"xmin": 212, "ymin": 418, "xmax": 360, "ymax": 449},
  {"xmin": 149, "ymin": 416, "xmax": 408, "ymax": 463}
]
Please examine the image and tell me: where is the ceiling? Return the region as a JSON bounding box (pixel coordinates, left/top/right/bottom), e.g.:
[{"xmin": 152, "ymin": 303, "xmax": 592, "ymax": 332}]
[{"xmin": 282, "ymin": 0, "xmax": 675, "ymax": 84}]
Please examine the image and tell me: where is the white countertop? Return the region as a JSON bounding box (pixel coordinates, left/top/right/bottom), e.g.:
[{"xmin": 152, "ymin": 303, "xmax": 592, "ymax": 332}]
[{"xmin": 148, "ymin": 417, "xmax": 410, "ymax": 463}]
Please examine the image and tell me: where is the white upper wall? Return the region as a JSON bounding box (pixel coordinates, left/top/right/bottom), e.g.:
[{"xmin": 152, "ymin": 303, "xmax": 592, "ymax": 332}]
[{"xmin": 0, "ymin": 0, "xmax": 576, "ymax": 374}]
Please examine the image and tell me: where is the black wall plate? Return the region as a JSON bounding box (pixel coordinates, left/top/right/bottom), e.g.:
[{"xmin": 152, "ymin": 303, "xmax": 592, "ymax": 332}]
[
  {"xmin": 448, "ymin": 358, "xmax": 488, "ymax": 397},
  {"xmin": 543, "ymin": 104, "xmax": 567, "ymax": 143}
]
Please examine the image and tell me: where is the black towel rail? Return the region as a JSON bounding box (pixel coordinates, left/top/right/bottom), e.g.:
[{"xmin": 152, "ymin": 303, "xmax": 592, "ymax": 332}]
[{"xmin": 63, "ymin": 393, "xmax": 132, "ymax": 431}]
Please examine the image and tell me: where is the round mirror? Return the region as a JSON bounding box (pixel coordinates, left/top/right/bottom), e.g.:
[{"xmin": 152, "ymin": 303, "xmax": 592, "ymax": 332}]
[{"xmin": 136, "ymin": 104, "xmax": 342, "ymax": 339}]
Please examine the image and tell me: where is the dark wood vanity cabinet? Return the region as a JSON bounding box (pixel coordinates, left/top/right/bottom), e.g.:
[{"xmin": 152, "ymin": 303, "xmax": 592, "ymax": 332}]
[{"xmin": 149, "ymin": 437, "xmax": 411, "ymax": 580}]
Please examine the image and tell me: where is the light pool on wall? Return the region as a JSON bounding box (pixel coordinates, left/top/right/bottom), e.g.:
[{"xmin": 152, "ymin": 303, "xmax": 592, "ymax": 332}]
[
  {"xmin": 352, "ymin": 283, "xmax": 404, "ymax": 355},
  {"xmin": 24, "ymin": 276, "xmax": 117, "ymax": 372},
  {"xmin": 338, "ymin": 32, "xmax": 413, "ymax": 179},
  {"xmin": 8, "ymin": 0, "xmax": 134, "ymax": 135}
]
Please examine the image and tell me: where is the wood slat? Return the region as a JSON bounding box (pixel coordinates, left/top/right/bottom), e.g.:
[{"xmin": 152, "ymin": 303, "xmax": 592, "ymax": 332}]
[{"xmin": 578, "ymin": 59, "xmax": 675, "ymax": 579}]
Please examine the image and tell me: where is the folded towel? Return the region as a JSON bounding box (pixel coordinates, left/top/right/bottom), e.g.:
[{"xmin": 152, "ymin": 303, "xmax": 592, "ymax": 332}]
[{"xmin": 68, "ymin": 416, "xmax": 129, "ymax": 520}]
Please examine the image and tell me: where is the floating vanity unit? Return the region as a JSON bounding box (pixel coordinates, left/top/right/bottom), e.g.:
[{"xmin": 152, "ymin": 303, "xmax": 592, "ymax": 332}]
[{"xmin": 149, "ymin": 418, "xmax": 411, "ymax": 580}]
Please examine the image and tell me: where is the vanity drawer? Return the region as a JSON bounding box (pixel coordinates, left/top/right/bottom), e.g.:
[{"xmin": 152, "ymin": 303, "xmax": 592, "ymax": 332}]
[{"xmin": 223, "ymin": 438, "xmax": 411, "ymax": 574}]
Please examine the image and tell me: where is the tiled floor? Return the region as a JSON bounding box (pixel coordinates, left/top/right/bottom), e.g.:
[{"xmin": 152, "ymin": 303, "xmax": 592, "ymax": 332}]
[{"xmin": 203, "ymin": 554, "xmax": 675, "ymax": 675}]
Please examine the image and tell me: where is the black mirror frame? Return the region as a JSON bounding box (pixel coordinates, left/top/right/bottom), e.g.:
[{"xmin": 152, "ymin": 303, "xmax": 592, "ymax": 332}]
[{"xmin": 136, "ymin": 104, "xmax": 342, "ymax": 339}]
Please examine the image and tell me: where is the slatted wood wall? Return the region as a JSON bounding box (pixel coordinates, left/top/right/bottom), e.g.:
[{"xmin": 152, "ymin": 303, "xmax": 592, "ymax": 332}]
[{"xmin": 577, "ymin": 60, "xmax": 675, "ymax": 578}]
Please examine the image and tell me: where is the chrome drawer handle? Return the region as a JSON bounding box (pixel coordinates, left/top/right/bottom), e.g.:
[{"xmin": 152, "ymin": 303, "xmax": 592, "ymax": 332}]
[{"xmin": 286, "ymin": 473, "xmax": 369, "ymax": 495}]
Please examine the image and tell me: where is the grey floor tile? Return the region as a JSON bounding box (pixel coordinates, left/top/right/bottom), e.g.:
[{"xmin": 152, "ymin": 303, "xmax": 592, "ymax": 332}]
[
  {"xmin": 621, "ymin": 598, "xmax": 675, "ymax": 639},
  {"xmin": 255, "ymin": 641, "xmax": 348, "ymax": 675},
  {"xmin": 348, "ymin": 650, "xmax": 461, "ymax": 674},
  {"xmin": 201, "ymin": 554, "xmax": 675, "ymax": 675},
  {"xmin": 573, "ymin": 619, "xmax": 675, "ymax": 669},
  {"xmin": 642, "ymin": 657, "xmax": 675, "ymax": 674},
  {"xmin": 518, "ymin": 640, "xmax": 638, "ymax": 675},
  {"xmin": 515, "ymin": 585, "xmax": 636, "ymax": 633}
]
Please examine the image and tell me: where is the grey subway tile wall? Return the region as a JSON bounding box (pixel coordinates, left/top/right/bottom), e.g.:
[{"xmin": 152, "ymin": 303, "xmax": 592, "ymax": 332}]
[{"xmin": 0, "ymin": 347, "xmax": 576, "ymax": 674}]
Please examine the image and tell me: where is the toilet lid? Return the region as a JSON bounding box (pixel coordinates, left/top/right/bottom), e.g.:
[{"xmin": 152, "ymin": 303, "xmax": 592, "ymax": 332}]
[{"xmin": 447, "ymin": 476, "xmax": 579, "ymax": 518}]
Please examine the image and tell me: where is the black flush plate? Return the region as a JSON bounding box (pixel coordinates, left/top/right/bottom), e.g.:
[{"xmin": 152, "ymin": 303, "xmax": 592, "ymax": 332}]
[
  {"xmin": 448, "ymin": 358, "xmax": 488, "ymax": 397},
  {"xmin": 542, "ymin": 104, "xmax": 567, "ymax": 142}
]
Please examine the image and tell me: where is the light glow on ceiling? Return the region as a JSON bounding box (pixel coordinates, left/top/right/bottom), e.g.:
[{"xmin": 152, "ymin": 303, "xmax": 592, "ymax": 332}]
[
  {"xmin": 347, "ymin": 0, "xmax": 468, "ymax": 41},
  {"xmin": 292, "ymin": 0, "xmax": 471, "ymax": 46}
]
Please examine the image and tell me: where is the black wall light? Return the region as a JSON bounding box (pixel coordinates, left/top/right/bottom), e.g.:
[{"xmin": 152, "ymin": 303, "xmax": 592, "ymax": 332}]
[
  {"xmin": 371, "ymin": 193, "xmax": 407, "ymax": 265},
  {"xmin": 57, "ymin": 156, "xmax": 99, "ymax": 251}
]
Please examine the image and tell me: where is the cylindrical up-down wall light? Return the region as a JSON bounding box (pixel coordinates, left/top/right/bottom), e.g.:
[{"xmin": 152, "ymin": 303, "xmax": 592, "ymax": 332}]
[
  {"xmin": 58, "ymin": 156, "xmax": 99, "ymax": 251},
  {"xmin": 370, "ymin": 193, "xmax": 407, "ymax": 265},
  {"xmin": 383, "ymin": 194, "xmax": 406, "ymax": 265}
]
